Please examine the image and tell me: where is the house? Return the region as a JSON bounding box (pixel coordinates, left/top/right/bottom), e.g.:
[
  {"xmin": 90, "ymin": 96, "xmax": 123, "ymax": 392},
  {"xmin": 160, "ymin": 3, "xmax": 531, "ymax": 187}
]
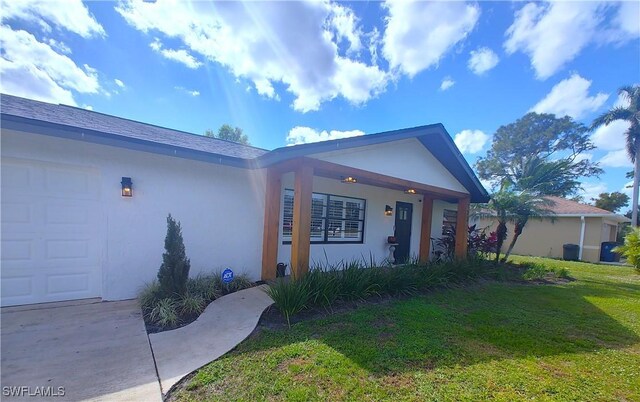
[
  {"xmin": 477, "ymin": 196, "xmax": 630, "ymax": 263},
  {"xmin": 1, "ymin": 94, "xmax": 488, "ymax": 307}
]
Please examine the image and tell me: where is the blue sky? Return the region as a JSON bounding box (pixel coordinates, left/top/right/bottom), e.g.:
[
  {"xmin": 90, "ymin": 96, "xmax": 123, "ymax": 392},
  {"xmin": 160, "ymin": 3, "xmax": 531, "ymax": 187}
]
[{"xmin": 1, "ymin": 1, "xmax": 639, "ymax": 207}]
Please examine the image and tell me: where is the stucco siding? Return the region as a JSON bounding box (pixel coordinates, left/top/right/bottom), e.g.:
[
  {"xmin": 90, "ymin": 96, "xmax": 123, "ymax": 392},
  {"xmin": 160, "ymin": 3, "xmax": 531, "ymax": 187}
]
[
  {"xmin": 276, "ymin": 175, "xmax": 457, "ymax": 268},
  {"xmin": 311, "ymin": 138, "xmax": 468, "ymax": 193},
  {"xmin": 2, "ymin": 129, "xmax": 266, "ymax": 301},
  {"xmin": 478, "ymin": 216, "xmax": 606, "ymax": 263}
]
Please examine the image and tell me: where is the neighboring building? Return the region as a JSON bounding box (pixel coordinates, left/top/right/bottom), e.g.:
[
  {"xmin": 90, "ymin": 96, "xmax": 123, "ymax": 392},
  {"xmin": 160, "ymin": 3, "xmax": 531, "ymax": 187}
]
[
  {"xmin": 477, "ymin": 196, "xmax": 629, "ymax": 263},
  {"xmin": 0, "ymin": 94, "xmax": 489, "ymax": 307}
]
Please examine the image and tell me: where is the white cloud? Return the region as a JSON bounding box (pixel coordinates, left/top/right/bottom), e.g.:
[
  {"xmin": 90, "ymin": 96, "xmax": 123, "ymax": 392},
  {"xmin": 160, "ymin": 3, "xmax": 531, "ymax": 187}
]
[
  {"xmin": 117, "ymin": 1, "xmax": 386, "ymax": 113},
  {"xmin": 454, "ymin": 129, "xmax": 490, "ymax": 154},
  {"xmin": 600, "ymin": 149, "xmax": 632, "ymax": 168},
  {"xmin": 440, "ymin": 77, "xmax": 455, "ymax": 91},
  {"xmin": 382, "ymin": 1, "xmax": 480, "ymax": 77},
  {"xmin": 0, "ymin": 1, "xmax": 104, "ymax": 106},
  {"xmin": 591, "ymin": 119, "xmax": 631, "ymax": 152},
  {"xmin": 504, "ymin": 2, "xmax": 639, "ymax": 80},
  {"xmin": 468, "ymin": 47, "xmax": 499, "ymax": 75},
  {"xmin": 174, "ymin": 86, "xmax": 200, "ymax": 97},
  {"xmin": 114, "ymin": 78, "xmax": 125, "ymax": 88},
  {"xmin": 83, "ymin": 104, "xmax": 93, "ymax": 111},
  {"xmin": 286, "ymin": 126, "xmax": 364, "ymax": 145},
  {"xmin": 580, "ymin": 182, "xmax": 608, "ymax": 203},
  {"xmin": 0, "ymin": 25, "xmax": 100, "ymax": 106},
  {"xmin": 530, "ymin": 74, "xmax": 608, "ymax": 120},
  {"xmin": 2, "ymin": 0, "xmax": 105, "ymax": 38},
  {"xmin": 150, "ymin": 38, "xmax": 203, "ymax": 69}
]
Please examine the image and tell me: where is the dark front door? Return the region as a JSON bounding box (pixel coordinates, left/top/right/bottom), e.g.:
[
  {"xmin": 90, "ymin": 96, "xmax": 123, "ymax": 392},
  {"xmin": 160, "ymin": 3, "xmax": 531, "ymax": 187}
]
[{"xmin": 394, "ymin": 202, "xmax": 413, "ymax": 263}]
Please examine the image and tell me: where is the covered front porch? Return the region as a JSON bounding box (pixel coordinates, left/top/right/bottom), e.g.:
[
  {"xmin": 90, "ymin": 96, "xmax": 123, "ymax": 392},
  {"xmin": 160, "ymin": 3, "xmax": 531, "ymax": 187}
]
[{"xmin": 260, "ymin": 156, "xmax": 471, "ymax": 280}]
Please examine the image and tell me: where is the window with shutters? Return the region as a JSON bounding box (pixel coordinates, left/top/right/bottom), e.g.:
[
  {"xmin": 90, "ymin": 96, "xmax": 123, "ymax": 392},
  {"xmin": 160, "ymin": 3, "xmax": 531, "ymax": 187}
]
[{"xmin": 282, "ymin": 189, "xmax": 366, "ymax": 244}]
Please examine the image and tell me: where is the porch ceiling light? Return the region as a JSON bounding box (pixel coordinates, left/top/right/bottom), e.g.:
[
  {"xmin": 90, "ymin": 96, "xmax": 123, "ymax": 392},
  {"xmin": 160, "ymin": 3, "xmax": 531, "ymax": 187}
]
[
  {"xmin": 341, "ymin": 176, "xmax": 357, "ymax": 184},
  {"xmin": 121, "ymin": 177, "xmax": 133, "ymax": 197},
  {"xmin": 385, "ymin": 205, "xmax": 393, "ymax": 216},
  {"xmin": 405, "ymin": 188, "xmax": 417, "ymax": 194}
]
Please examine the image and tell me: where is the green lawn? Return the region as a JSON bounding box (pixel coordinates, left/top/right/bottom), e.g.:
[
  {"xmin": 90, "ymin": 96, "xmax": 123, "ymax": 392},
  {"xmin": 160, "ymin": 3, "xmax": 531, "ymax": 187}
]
[{"xmin": 172, "ymin": 257, "xmax": 640, "ymax": 401}]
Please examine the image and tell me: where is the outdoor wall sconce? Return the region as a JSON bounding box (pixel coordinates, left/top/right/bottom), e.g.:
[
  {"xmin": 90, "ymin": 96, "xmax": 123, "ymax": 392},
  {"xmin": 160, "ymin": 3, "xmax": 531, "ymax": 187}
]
[
  {"xmin": 404, "ymin": 188, "xmax": 416, "ymax": 194},
  {"xmin": 385, "ymin": 205, "xmax": 393, "ymax": 216},
  {"xmin": 121, "ymin": 177, "xmax": 133, "ymax": 197},
  {"xmin": 341, "ymin": 176, "xmax": 357, "ymax": 184}
]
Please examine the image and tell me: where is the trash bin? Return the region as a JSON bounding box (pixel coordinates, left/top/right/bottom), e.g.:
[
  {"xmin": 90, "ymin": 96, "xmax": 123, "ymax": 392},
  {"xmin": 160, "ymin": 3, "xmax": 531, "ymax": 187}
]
[
  {"xmin": 600, "ymin": 242, "xmax": 620, "ymax": 262},
  {"xmin": 563, "ymin": 244, "xmax": 579, "ymax": 261}
]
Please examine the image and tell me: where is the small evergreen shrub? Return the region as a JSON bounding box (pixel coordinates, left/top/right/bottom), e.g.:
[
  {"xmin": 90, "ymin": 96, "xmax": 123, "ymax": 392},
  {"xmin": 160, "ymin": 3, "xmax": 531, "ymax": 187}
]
[
  {"xmin": 158, "ymin": 214, "xmax": 191, "ymax": 297},
  {"xmin": 614, "ymin": 228, "xmax": 640, "ymax": 273}
]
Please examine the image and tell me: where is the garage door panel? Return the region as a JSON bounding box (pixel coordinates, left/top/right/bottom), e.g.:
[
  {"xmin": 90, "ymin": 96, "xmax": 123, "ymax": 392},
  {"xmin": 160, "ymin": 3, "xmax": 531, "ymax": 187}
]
[
  {"xmin": 1, "ymin": 158, "xmax": 103, "ymax": 306},
  {"xmin": 2, "ymin": 239, "xmax": 33, "ymax": 261},
  {"xmin": 2, "ymin": 276, "xmax": 33, "ymax": 298}
]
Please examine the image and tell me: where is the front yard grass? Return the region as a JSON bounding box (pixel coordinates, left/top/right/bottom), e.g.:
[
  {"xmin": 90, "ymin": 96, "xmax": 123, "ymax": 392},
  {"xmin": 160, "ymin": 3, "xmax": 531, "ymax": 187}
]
[{"xmin": 171, "ymin": 256, "xmax": 640, "ymax": 401}]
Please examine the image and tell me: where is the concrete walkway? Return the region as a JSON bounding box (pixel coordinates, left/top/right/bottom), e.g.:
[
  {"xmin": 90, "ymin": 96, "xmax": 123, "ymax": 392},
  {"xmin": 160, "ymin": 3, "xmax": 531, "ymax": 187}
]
[
  {"xmin": 149, "ymin": 285, "xmax": 273, "ymax": 393},
  {"xmin": 1, "ymin": 299, "xmax": 161, "ymax": 401}
]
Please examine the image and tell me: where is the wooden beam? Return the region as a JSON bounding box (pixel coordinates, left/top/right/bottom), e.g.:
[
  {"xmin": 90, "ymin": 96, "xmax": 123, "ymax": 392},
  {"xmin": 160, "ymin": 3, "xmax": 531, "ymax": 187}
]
[
  {"xmin": 419, "ymin": 197, "xmax": 434, "ymax": 264},
  {"xmin": 261, "ymin": 168, "xmax": 282, "ymax": 281},
  {"xmin": 300, "ymin": 157, "xmax": 469, "ymax": 201},
  {"xmin": 290, "ymin": 164, "xmax": 313, "ymax": 279},
  {"xmin": 455, "ymin": 197, "xmax": 470, "ymax": 258}
]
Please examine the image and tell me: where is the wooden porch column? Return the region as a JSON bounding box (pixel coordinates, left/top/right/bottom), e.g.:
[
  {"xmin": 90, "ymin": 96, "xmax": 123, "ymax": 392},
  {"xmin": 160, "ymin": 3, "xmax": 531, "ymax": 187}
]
[
  {"xmin": 261, "ymin": 167, "xmax": 282, "ymax": 281},
  {"xmin": 290, "ymin": 164, "xmax": 313, "ymax": 279},
  {"xmin": 419, "ymin": 197, "xmax": 434, "ymax": 264},
  {"xmin": 455, "ymin": 197, "xmax": 470, "ymax": 258}
]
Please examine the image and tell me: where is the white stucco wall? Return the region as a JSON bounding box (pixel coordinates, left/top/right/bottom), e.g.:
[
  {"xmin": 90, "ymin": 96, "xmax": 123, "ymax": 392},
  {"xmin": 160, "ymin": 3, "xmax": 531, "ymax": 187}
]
[
  {"xmin": 2, "ymin": 129, "xmax": 266, "ymax": 301},
  {"xmin": 311, "ymin": 138, "xmax": 468, "ymax": 193},
  {"xmin": 276, "ymin": 174, "xmax": 457, "ymax": 269}
]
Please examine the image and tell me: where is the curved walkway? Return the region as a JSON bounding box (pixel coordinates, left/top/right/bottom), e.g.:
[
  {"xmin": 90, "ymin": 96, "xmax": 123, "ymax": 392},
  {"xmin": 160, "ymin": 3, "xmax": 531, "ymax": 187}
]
[{"xmin": 148, "ymin": 285, "xmax": 273, "ymax": 394}]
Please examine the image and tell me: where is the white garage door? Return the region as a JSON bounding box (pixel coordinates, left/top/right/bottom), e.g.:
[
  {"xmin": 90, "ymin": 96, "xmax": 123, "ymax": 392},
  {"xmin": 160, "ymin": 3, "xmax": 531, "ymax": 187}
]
[{"xmin": 1, "ymin": 157, "xmax": 103, "ymax": 306}]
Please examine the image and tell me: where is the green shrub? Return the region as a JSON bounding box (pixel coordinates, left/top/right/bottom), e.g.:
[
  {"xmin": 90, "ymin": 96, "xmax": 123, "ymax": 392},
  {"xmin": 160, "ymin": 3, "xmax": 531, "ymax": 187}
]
[
  {"xmin": 148, "ymin": 298, "xmax": 179, "ymax": 327},
  {"xmin": 179, "ymin": 292, "xmax": 206, "ymax": 316},
  {"xmin": 614, "ymin": 228, "xmax": 640, "ymax": 273},
  {"xmin": 187, "ymin": 274, "xmax": 221, "ymax": 301},
  {"xmin": 157, "ymin": 214, "xmax": 191, "ymax": 297},
  {"xmin": 338, "ymin": 261, "xmax": 380, "ymax": 301},
  {"xmin": 139, "ymin": 280, "xmax": 162, "ymax": 314},
  {"xmin": 522, "ymin": 263, "xmax": 548, "ymax": 280},
  {"xmin": 213, "ymin": 272, "xmax": 254, "ymax": 295},
  {"xmin": 265, "ymin": 279, "xmax": 310, "ymax": 327}
]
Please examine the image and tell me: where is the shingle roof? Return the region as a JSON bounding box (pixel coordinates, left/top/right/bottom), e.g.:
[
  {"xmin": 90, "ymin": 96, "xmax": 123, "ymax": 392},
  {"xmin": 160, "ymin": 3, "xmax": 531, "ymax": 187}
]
[
  {"xmin": 545, "ymin": 196, "xmax": 617, "ymax": 215},
  {"xmin": 1, "ymin": 94, "xmax": 489, "ymax": 202},
  {"xmin": 0, "ymin": 94, "xmax": 268, "ymax": 159}
]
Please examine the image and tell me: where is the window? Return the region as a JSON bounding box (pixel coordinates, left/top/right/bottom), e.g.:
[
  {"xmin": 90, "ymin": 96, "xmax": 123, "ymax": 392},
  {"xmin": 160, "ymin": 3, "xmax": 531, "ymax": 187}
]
[
  {"xmin": 282, "ymin": 189, "xmax": 366, "ymax": 243},
  {"xmin": 442, "ymin": 209, "xmax": 457, "ymax": 234}
]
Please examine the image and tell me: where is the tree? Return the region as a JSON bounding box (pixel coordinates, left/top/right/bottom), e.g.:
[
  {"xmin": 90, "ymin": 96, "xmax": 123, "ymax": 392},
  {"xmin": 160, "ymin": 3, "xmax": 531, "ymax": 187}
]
[
  {"xmin": 591, "ymin": 85, "xmax": 640, "ymax": 227},
  {"xmin": 205, "ymin": 124, "xmax": 250, "ymax": 145},
  {"xmin": 476, "ymin": 113, "xmax": 602, "ymax": 197},
  {"xmin": 500, "ymin": 193, "xmax": 554, "ymax": 262},
  {"xmin": 157, "ymin": 214, "xmax": 191, "ymax": 297},
  {"xmin": 592, "ymin": 192, "xmax": 630, "ymax": 213}
]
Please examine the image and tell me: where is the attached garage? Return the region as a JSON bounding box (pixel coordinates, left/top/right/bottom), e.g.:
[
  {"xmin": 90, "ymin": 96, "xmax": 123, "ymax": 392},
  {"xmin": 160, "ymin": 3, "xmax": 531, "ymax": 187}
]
[{"xmin": 1, "ymin": 157, "xmax": 104, "ymax": 306}]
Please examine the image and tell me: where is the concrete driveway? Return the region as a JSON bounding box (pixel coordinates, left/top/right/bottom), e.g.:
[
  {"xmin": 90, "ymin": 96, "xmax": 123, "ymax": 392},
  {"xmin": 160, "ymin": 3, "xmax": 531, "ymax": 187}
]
[{"xmin": 1, "ymin": 299, "xmax": 161, "ymax": 401}]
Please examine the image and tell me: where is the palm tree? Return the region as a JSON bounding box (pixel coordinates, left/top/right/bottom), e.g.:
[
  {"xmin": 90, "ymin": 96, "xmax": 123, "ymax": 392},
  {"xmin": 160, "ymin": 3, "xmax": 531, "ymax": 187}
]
[
  {"xmin": 501, "ymin": 193, "xmax": 555, "ymax": 262},
  {"xmin": 472, "ymin": 187, "xmax": 519, "ymax": 262},
  {"xmin": 472, "ymin": 187, "xmax": 555, "ymax": 263},
  {"xmin": 591, "ymin": 85, "xmax": 640, "ymax": 227}
]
